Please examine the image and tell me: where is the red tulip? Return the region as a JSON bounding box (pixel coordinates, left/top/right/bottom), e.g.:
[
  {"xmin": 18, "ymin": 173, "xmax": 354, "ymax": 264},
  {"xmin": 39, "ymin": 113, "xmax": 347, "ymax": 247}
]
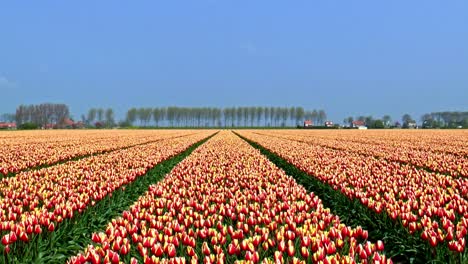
[
  {"xmin": 187, "ymin": 246, "xmax": 196, "ymax": 257},
  {"xmin": 90, "ymin": 252, "xmax": 100, "ymax": 264},
  {"xmin": 300, "ymin": 246, "xmax": 309, "ymax": 258},
  {"xmin": 120, "ymin": 244, "xmax": 129, "ymax": 255},
  {"xmin": 110, "ymin": 251, "xmax": 119, "ymax": 264},
  {"xmin": 92, "ymin": 233, "xmax": 101, "ymax": 243},
  {"xmin": 167, "ymin": 243, "xmax": 176, "ymax": 258},
  {"xmin": 19, "ymin": 231, "xmax": 28, "ymax": 242},
  {"xmin": 4, "ymin": 245, "xmax": 10, "ymax": 254},
  {"xmin": 274, "ymin": 251, "xmax": 282, "ymax": 262},
  {"xmin": 34, "ymin": 225, "xmax": 42, "ymax": 234},
  {"xmin": 376, "ymin": 240, "xmax": 384, "ymax": 251},
  {"xmin": 152, "ymin": 243, "xmax": 163, "ymax": 257},
  {"xmin": 9, "ymin": 232, "xmax": 17, "ymax": 243},
  {"xmin": 313, "ymin": 248, "xmax": 325, "ymax": 262},
  {"xmin": 287, "ymin": 240, "xmax": 295, "ymax": 257},
  {"xmin": 341, "ymin": 226, "xmax": 350, "ymax": 237},
  {"xmin": 26, "ymin": 225, "xmax": 33, "ymax": 234},
  {"xmin": 429, "ymin": 236, "xmax": 438, "ymax": 247},
  {"xmin": 112, "ymin": 241, "xmax": 121, "ymax": 252},
  {"xmin": 359, "ymin": 246, "xmax": 368, "ymax": 259},
  {"xmin": 245, "ymin": 251, "xmax": 253, "ymax": 261},
  {"xmin": 421, "ymin": 230, "xmax": 429, "ymax": 240},
  {"xmin": 1, "ymin": 235, "xmax": 10, "ymax": 246},
  {"xmin": 252, "ymin": 251, "xmax": 260, "ymax": 263},
  {"xmin": 362, "ymin": 230, "xmax": 368, "ymax": 240},
  {"xmin": 169, "ymin": 236, "xmax": 179, "ymax": 247},
  {"xmin": 278, "ymin": 240, "xmax": 286, "ymax": 252},
  {"xmin": 202, "ymin": 241, "xmax": 211, "ymax": 255},
  {"xmin": 228, "ymin": 243, "xmax": 237, "ymax": 255},
  {"xmin": 459, "ymin": 238, "xmax": 466, "ymax": 248},
  {"xmin": 326, "ymin": 241, "xmax": 336, "ymax": 255},
  {"xmin": 373, "ymin": 252, "xmax": 382, "ymax": 262}
]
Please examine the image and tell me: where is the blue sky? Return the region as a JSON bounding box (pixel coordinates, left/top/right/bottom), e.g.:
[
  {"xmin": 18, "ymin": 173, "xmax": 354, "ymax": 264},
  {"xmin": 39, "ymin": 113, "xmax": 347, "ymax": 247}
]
[{"xmin": 0, "ymin": 1, "xmax": 467, "ymax": 123}]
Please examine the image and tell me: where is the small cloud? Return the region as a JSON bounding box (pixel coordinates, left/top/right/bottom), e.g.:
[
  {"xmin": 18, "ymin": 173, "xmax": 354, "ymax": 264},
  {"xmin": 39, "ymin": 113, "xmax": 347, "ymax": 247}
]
[
  {"xmin": 0, "ymin": 76, "xmax": 16, "ymax": 89},
  {"xmin": 240, "ymin": 42, "xmax": 257, "ymax": 55}
]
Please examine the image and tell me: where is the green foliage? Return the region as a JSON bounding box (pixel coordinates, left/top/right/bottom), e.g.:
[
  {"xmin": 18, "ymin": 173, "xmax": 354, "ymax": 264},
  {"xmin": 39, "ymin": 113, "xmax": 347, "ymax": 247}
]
[
  {"xmin": 18, "ymin": 122, "xmax": 39, "ymax": 130},
  {"xmin": 421, "ymin": 111, "xmax": 468, "ymax": 128},
  {"xmin": 372, "ymin": 120, "xmax": 385, "ymax": 129},
  {"xmin": 118, "ymin": 120, "xmax": 133, "ymax": 127}
]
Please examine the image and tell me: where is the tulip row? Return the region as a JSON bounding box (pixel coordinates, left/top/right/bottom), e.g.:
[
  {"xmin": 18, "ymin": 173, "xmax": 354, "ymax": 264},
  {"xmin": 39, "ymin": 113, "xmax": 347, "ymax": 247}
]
[
  {"xmin": 250, "ymin": 130, "xmax": 467, "ymax": 177},
  {"xmin": 0, "ymin": 130, "xmax": 195, "ymax": 176},
  {"xmin": 0, "ymin": 131, "xmax": 213, "ymax": 256},
  {"xmin": 71, "ymin": 131, "xmax": 389, "ymax": 264},
  {"xmin": 236, "ymin": 130, "xmax": 468, "ymax": 259}
]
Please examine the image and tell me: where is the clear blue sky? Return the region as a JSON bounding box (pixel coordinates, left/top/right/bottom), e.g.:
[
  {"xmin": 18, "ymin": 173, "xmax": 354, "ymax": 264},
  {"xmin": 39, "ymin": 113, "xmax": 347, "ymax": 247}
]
[{"xmin": 1, "ymin": 1, "xmax": 467, "ymax": 123}]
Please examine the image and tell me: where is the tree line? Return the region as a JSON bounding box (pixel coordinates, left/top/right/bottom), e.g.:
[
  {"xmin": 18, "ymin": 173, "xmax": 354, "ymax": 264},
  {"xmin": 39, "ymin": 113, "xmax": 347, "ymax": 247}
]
[
  {"xmin": 342, "ymin": 115, "xmax": 394, "ymax": 128},
  {"xmin": 15, "ymin": 103, "xmax": 70, "ymax": 128},
  {"xmin": 121, "ymin": 106, "xmax": 327, "ymax": 127},
  {"xmin": 421, "ymin": 111, "xmax": 468, "ymax": 128},
  {"xmin": 342, "ymin": 113, "xmax": 420, "ymax": 128},
  {"xmin": 86, "ymin": 108, "xmax": 115, "ymax": 127},
  {"xmin": 6, "ymin": 104, "xmax": 466, "ymax": 129},
  {"xmin": 342, "ymin": 111, "xmax": 468, "ymax": 129}
]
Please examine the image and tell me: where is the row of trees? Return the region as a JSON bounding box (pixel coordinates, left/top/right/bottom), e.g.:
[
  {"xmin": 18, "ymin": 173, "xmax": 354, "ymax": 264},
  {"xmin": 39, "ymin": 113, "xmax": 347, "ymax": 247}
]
[
  {"xmin": 9, "ymin": 105, "xmax": 466, "ymax": 129},
  {"xmin": 342, "ymin": 112, "xmax": 468, "ymax": 129},
  {"xmin": 421, "ymin": 111, "xmax": 468, "ymax": 128},
  {"xmin": 123, "ymin": 106, "xmax": 328, "ymax": 127},
  {"xmin": 343, "ymin": 115, "xmax": 394, "ymax": 128},
  {"xmin": 15, "ymin": 103, "xmax": 70, "ymax": 128},
  {"xmin": 342, "ymin": 114, "xmax": 415, "ymax": 128},
  {"xmin": 86, "ymin": 108, "xmax": 115, "ymax": 127}
]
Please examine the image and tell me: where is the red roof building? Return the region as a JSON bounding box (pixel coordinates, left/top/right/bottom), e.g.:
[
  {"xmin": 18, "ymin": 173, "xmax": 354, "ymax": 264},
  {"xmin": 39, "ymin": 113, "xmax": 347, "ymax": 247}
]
[
  {"xmin": 304, "ymin": 120, "xmax": 313, "ymax": 127},
  {"xmin": 73, "ymin": 121, "xmax": 85, "ymax": 129},
  {"xmin": 62, "ymin": 118, "xmax": 75, "ymax": 126},
  {"xmin": 43, "ymin": 118, "xmax": 81, "ymax": 129},
  {"xmin": 0, "ymin": 122, "xmax": 16, "ymax": 129},
  {"xmin": 352, "ymin": 120, "xmax": 366, "ymax": 127},
  {"xmin": 43, "ymin": 123, "xmax": 56, "ymax": 129}
]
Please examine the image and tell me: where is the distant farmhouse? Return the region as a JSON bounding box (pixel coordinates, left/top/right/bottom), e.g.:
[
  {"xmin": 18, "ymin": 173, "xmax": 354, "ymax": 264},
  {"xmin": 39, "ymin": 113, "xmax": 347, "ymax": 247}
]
[
  {"xmin": 43, "ymin": 118, "xmax": 85, "ymax": 129},
  {"xmin": 0, "ymin": 122, "xmax": 16, "ymax": 129},
  {"xmin": 352, "ymin": 120, "xmax": 367, "ymax": 129},
  {"xmin": 325, "ymin": 121, "xmax": 334, "ymax": 127},
  {"xmin": 405, "ymin": 121, "xmax": 417, "ymax": 129},
  {"xmin": 303, "ymin": 120, "xmax": 313, "ymax": 127}
]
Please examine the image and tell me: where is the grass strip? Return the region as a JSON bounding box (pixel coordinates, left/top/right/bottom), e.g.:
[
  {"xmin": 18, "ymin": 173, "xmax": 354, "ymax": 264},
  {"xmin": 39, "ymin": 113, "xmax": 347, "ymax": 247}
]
[
  {"xmin": 1, "ymin": 132, "xmax": 216, "ymax": 264},
  {"xmin": 235, "ymin": 132, "xmax": 454, "ymax": 264}
]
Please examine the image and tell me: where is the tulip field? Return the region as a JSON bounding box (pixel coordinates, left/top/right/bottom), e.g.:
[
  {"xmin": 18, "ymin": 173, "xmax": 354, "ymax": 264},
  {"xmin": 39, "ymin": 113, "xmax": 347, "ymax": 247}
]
[
  {"xmin": 0, "ymin": 129, "xmax": 467, "ymax": 263},
  {"xmin": 239, "ymin": 130, "xmax": 467, "ymax": 177},
  {"xmin": 0, "ymin": 130, "xmax": 214, "ymax": 263},
  {"xmin": 0, "ymin": 130, "xmax": 196, "ymax": 176},
  {"xmin": 236, "ymin": 129, "xmax": 468, "ymax": 263},
  {"xmin": 70, "ymin": 131, "xmax": 387, "ymax": 264}
]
